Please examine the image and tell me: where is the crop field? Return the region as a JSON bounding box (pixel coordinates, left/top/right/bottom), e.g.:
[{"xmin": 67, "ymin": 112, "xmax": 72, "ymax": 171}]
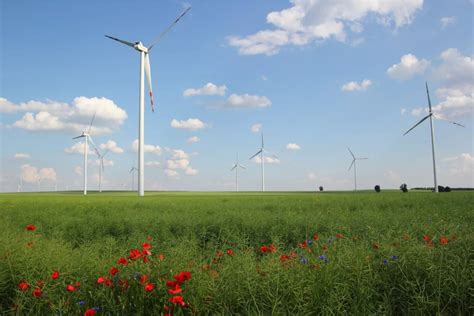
[{"xmin": 0, "ymin": 191, "xmax": 473, "ymax": 315}]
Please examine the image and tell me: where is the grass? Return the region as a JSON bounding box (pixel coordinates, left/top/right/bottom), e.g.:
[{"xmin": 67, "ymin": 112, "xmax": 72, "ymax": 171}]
[{"xmin": 0, "ymin": 191, "xmax": 473, "ymax": 315}]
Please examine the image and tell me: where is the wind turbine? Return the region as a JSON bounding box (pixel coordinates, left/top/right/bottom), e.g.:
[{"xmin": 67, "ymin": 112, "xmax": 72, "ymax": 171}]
[
  {"xmin": 105, "ymin": 7, "xmax": 191, "ymax": 197},
  {"xmin": 72, "ymin": 114, "xmax": 98, "ymax": 195},
  {"xmin": 347, "ymin": 147, "xmax": 368, "ymax": 191},
  {"xmin": 249, "ymin": 133, "xmax": 277, "ymax": 192},
  {"xmin": 403, "ymin": 82, "xmax": 465, "ymax": 193},
  {"xmin": 94, "ymin": 148, "xmax": 109, "ymax": 193},
  {"xmin": 230, "ymin": 153, "xmax": 246, "ymax": 192},
  {"xmin": 130, "ymin": 167, "xmax": 138, "ymax": 191}
]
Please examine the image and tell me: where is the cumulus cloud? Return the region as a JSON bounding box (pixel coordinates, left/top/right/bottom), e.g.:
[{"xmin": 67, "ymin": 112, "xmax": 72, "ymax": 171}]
[
  {"xmin": 227, "ymin": 0, "xmax": 423, "ymax": 55},
  {"xmin": 74, "ymin": 165, "xmax": 83, "ymax": 176},
  {"xmin": 387, "ymin": 54, "xmax": 430, "ymax": 80},
  {"xmin": 187, "ymin": 136, "xmax": 200, "ymax": 144},
  {"xmin": 341, "ymin": 79, "xmax": 372, "ymax": 92},
  {"xmin": 0, "ymin": 97, "xmax": 127, "ymax": 135},
  {"xmin": 440, "ymin": 153, "xmax": 474, "ymax": 179},
  {"xmin": 170, "ymin": 118, "xmax": 207, "ymax": 131},
  {"xmin": 21, "ymin": 164, "xmax": 56, "ymax": 183},
  {"xmin": 219, "ymin": 94, "xmax": 272, "ymax": 108},
  {"xmin": 251, "ymin": 123, "xmax": 263, "ymax": 133},
  {"xmin": 401, "ymin": 108, "xmax": 407, "ymax": 115},
  {"xmin": 164, "ymin": 169, "xmax": 179, "ymax": 178},
  {"xmin": 132, "ymin": 139, "xmax": 162, "ymax": 155},
  {"xmin": 185, "ymin": 167, "xmax": 198, "ymax": 175},
  {"xmin": 64, "ymin": 142, "xmax": 93, "ymax": 155},
  {"xmin": 440, "ymin": 16, "xmax": 456, "ymax": 29},
  {"xmin": 14, "ymin": 153, "xmax": 30, "ymax": 159},
  {"xmin": 286, "ymin": 143, "xmax": 301, "ymax": 150},
  {"xmin": 145, "ymin": 161, "xmax": 161, "ymax": 167},
  {"xmin": 254, "ymin": 156, "xmax": 280, "ymax": 164},
  {"xmin": 183, "ymin": 83, "xmax": 227, "ymax": 97},
  {"xmin": 100, "ymin": 140, "xmax": 124, "ymax": 154}
]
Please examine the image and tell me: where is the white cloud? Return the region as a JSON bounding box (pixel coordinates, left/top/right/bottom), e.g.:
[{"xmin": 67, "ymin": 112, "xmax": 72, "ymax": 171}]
[
  {"xmin": 132, "ymin": 139, "xmax": 162, "ymax": 155},
  {"xmin": 1, "ymin": 97, "xmax": 127, "ymax": 135},
  {"xmin": 185, "ymin": 167, "xmax": 199, "ymax": 175},
  {"xmin": 21, "ymin": 164, "xmax": 56, "ymax": 183},
  {"xmin": 440, "ymin": 16, "xmax": 456, "ymax": 29},
  {"xmin": 341, "ymin": 79, "xmax": 372, "ymax": 92},
  {"xmin": 187, "ymin": 136, "xmax": 200, "ymax": 144},
  {"xmin": 261, "ymin": 75, "xmax": 268, "ymax": 81},
  {"xmin": 14, "ymin": 153, "xmax": 30, "ymax": 159},
  {"xmin": 100, "ymin": 140, "xmax": 124, "ymax": 154},
  {"xmin": 286, "ymin": 143, "xmax": 301, "ymax": 150},
  {"xmin": 74, "ymin": 165, "xmax": 83, "ymax": 176},
  {"xmin": 92, "ymin": 158, "xmax": 114, "ymax": 167},
  {"xmin": 227, "ymin": 0, "xmax": 423, "ymax": 55},
  {"xmin": 166, "ymin": 159, "xmax": 190, "ymax": 170},
  {"xmin": 401, "ymin": 108, "xmax": 407, "ymax": 115},
  {"xmin": 220, "ymin": 94, "xmax": 272, "ymax": 108},
  {"xmin": 168, "ymin": 149, "xmax": 189, "ymax": 160},
  {"xmin": 387, "ymin": 54, "xmax": 430, "ymax": 80},
  {"xmin": 183, "ymin": 83, "xmax": 227, "ymax": 97},
  {"xmin": 164, "ymin": 169, "xmax": 179, "ymax": 178},
  {"xmin": 410, "ymin": 107, "xmax": 427, "ymax": 117},
  {"xmin": 440, "ymin": 153, "xmax": 474, "ymax": 179},
  {"xmin": 254, "ymin": 156, "xmax": 280, "ymax": 164},
  {"xmin": 64, "ymin": 142, "xmax": 93, "ymax": 155},
  {"xmin": 145, "ymin": 161, "xmax": 161, "ymax": 167},
  {"xmin": 170, "ymin": 118, "xmax": 207, "ymax": 131},
  {"xmin": 251, "ymin": 123, "xmax": 263, "ymax": 133}
]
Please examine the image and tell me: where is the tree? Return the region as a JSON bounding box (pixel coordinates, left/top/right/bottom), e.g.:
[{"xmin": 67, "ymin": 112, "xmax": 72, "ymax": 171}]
[
  {"xmin": 319, "ymin": 186, "xmax": 324, "ymax": 192},
  {"xmin": 400, "ymin": 183, "xmax": 408, "ymax": 193},
  {"xmin": 374, "ymin": 185, "xmax": 381, "ymax": 192}
]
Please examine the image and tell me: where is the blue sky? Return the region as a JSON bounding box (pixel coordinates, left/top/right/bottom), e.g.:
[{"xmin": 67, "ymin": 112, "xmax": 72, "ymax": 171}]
[{"xmin": 1, "ymin": 0, "xmax": 473, "ymax": 192}]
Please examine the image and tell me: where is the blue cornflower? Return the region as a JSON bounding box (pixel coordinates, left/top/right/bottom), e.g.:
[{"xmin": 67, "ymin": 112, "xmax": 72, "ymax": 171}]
[
  {"xmin": 93, "ymin": 307, "xmax": 101, "ymax": 312},
  {"xmin": 319, "ymin": 255, "xmax": 327, "ymax": 262},
  {"xmin": 77, "ymin": 301, "xmax": 86, "ymax": 306},
  {"xmin": 307, "ymin": 239, "xmax": 314, "ymax": 246},
  {"xmin": 383, "ymin": 259, "xmax": 388, "ymax": 265},
  {"xmin": 133, "ymin": 272, "xmax": 141, "ymax": 280},
  {"xmin": 390, "ymin": 255, "xmax": 398, "ymax": 261},
  {"xmin": 300, "ymin": 256, "xmax": 309, "ymax": 264}
]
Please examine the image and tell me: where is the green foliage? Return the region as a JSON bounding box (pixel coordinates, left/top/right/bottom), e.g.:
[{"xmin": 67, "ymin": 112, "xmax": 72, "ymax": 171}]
[{"xmin": 0, "ymin": 191, "xmax": 473, "ymax": 315}]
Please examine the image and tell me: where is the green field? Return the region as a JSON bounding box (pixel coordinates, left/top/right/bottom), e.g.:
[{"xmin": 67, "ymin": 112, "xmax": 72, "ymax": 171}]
[{"xmin": 1, "ymin": 191, "xmax": 473, "ymax": 315}]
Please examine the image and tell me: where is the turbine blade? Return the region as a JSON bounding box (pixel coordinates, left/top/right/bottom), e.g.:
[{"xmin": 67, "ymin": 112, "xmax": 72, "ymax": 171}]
[
  {"xmin": 249, "ymin": 150, "xmax": 262, "ymax": 160},
  {"xmin": 88, "ymin": 136, "xmax": 96, "ymax": 147},
  {"xmin": 105, "ymin": 35, "xmax": 135, "ymax": 48},
  {"xmin": 148, "ymin": 7, "xmax": 191, "ymax": 50},
  {"xmin": 230, "ymin": 164, "xmax": 237, "ymax": 171},
  {"xmin": 261, "ymin": 132, "xmax": 264, "ymax": 149},
  {"xmin": 87, "ymin": 112, "xmax": 96, "ymax": 134},
  {"xmin": 347, "ymin": 147, "xmax": 355, "ymax": 159},
  {"xmin": 129, "ymin": 167, "xmax": 134, "ymax": 173},
  {"xmin": 94, "ymin": 148, "xmax": 101, "ymax": 158},
  {"xmin": 433, "ymin": 115, "xmax": 465, "ymax": 128},
  {"xmin": 144, "ymin": 53, "xmax": 155, "ymax": 112},
  {"xmin": 239, "ymin": 165, "xmax": 246, "ymax": 169},
  {"xmin": 103, "ymin": 149, "xmax": 110, "ymax": 157},
  {"xmin": 357, "ymin": 157, "xmax": 368, "ymax": 160},
  {"xmin": 72, "ymin": 135, "xmax": 85, "ymax": 139},
  {"xmin": 403, "ymin": 114, "xmax": 432, "ymax": 136},
  {"xmin": 101, "ymin": 158, "xmax": 105, "ymax": 171},
  {"xmin": 348, "ymin": 159, "xmax": 355, "ymax": 171},
  {"xmin": 425, "ymin": 82, "xmax": 432, "ymax": 113}
]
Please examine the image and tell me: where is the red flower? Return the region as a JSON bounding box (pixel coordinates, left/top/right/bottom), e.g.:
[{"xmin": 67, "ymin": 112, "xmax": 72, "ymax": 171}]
[
  {"xmin": 36, "ymin": 280, "xmax": 45, "ymax": 287},
  {"xmin": 97, "ymin": 276, "xmax": 106, "ymax": 284},
  {"xmin": 129, "ymin": 249, "xmax": 142, "ymax": 260},
  {"xmin": 336, "ymin": 233, "xmax": 344, "ymax": 239},
  {"xmin": 51, "ymin": 271, "xmax": 59, "ymax": 280},
  {"xmin": 117, "ymin": 257, "xmax": 128, "ymax": 266},
  {"xmin": 260, "ymin": 245, "xmax": 269, "ymax": 253},
  {"xmin": 18, "ymin": 281, "xmax": 29, "ymax": 291},
  {"xmin": 142, "ymin": 242, "xmax": 151, "ymax": 250},
  {"xmin": 32, "ymin": 288, "xmax": 42, "ymax": 297},
  {"xmin": 166, "ymin": 280, "xmax": 179, "ymax": 288},
  {"xmin": 279, "ymin": 254, "xmax": 290, "ymax": 262},
  {"xmin": 158, "ymin": 253, "xmax": 165, "ymax": 261},
  {"xmin": 144, "ymin": 283, "xmax": 154, "ymax": 292},
  {"xmin": 66, "ymin": 284, "xmax": 76, "ymax": 292},
  {"xmin": 140, "ymin": 274, "xmax": 148, "ymax": 284},
  {"xmin": 215, "ymin": 250, "xmax": 224, "ymax": 258},
  {"xmin": 313, "ymin": 233, "xmax": 319, "ymax": 241},
  {"xmin": 109, "ymin": 267, "xmax": 119, "ymax": 276},
  {"xmin": 167, "ymin": 284, "xmax": 182, "ymax": 295},
  {"xmin": 104, "ymin": 279, "xmax": 113, "ymax": 287},
  {"xmin": 298, "ymin": 242, "xmax": 307, "ymax": 249},
  {"xmin": 439, "ymin": 236, "xmax": 449, "ymax": 245},
  {"xmin": 84, "ymin": 308, "xmax": 97, "ymax": 316},
  {"xmin": 146, "ymin": 235, "xmax": 153, "ymax": 241},
  {"xmin": 269, "ymin": 244, "xmax": 277, "ymax": 253},
  {"xmin": 423, "ymin": 235, "xmax": 431, "ymax": 242},
  {"xmin": 226, "ymin": 249, "xmax": 234, "ymax": 256},
  {"xmin": 169, "ymin": 295, "xmax": 186, "ymax": 306},
  {"xmin": 173, "ymin": 271, "xmax": 191, "ymax": 283},
  {"xmin": 118, "ymin": 279, "xmax": 129, "ymax": 291},
  {"xmin": 25, "ymin": 224, "xmax": 36, "ymax": 231}
]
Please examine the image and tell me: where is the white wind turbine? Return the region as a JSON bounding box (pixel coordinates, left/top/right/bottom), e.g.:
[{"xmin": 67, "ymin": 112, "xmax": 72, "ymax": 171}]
[
  {"xmin": 130, "ymin": 167, "xmax": 138, "ymax": 191},
  {"xmin": 94, "ymin": 148, "xmax": 109, "ymax": 193},
  {"xmin": 347, "ymin": 147, "xmax": 368, "ymax": 191},
  {"xmin": 230, "ymin": 153, "xmax": 246, "ymax": 192},
  {"xmin": 105, "ymin": 7, "xmax": 191, "ymax": 197},
  {"xmin": 249, "ymin": 133, "xmax": 277, "ymax": 192},
  {"xmin": 403, "ymin": 82, "xmax": 465, "ymax": 193},
  {"xmin": 72, "ymin": 114, "xmax": 98, "ymax": 195}
]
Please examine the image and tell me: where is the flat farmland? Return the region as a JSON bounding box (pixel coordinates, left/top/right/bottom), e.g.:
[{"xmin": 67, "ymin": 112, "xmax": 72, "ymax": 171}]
[{"xmin": 0, "ymin": 191, "xmax": 472, "ymax": 315}]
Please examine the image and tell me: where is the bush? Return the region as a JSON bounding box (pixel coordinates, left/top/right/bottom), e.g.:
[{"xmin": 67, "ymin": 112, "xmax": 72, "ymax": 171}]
[
  {"xmin": 400, "ymin": 183, "xmax": 408, "ymax": 193},
  {"xmin": 319, "ymin": 186, "xmax": 324, "ymax": 192},
  {"xmin": 374, "ymin": 185, "xmax": 381, "ymax": 193}
]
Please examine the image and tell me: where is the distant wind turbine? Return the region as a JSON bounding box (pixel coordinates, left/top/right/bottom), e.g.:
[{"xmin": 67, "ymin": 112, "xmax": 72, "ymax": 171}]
[
  {"xmin": 249, "ymin": 133, "xmax": 277, "ymax": 192},
  {"xmin": 230, "ymin": 153, "xmax": 246, "ymax": 192},
  {"xmin": 403, "ymin": 82, "xmax": 464, "ymax": 193},
  {"xmin": 94, "ymin": 148, "xmax": 109, "ymax": 193},
  {"xmin": 347, "ymin": 147, "xmax": 368, "ymax": 191},
  {"xmin": 72, "ymin": 113, "xmax": 98, "ymax": 195},
  {"xmin": 105, "ymin": 7, "xmax": 191, "ymax": 197},
  {"xmin": 130, "ymin": 167, "xmax": 138, "ymax": 191}
]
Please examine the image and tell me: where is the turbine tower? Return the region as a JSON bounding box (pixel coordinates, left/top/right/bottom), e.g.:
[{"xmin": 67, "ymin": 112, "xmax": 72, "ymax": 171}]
[
  {"xmin": 94, "ymin": 148, "xmax": 109, "ymax": 193},
  {"xmin": 249, "ymin": 133, "xmax": 277, "ymax": 192},
  {"xmin": 105, "ymin": 7, "xmax": 191, "ymax": 197},
  {"xmin": 347, "ymin": 147, "xmax": 368, "ymax": 191},
  {"xmin": 230, "ymin": 153, "xmax": 246, "ymax": 192},
  {"xmin": 403, "ymin": 82, "xmax": 464, "ymax": 192},
  {"xmin": 130, "ymin": 167, "xmax": 138, "ymax": 191},
  {"xmin": 72, "ymin": 114, "xmax": 98, "ymax": 195}
]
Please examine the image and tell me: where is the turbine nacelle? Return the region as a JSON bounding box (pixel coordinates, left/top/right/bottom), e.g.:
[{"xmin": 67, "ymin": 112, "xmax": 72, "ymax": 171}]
[{"xmin": 133, "ymin": 42, "xmax": 148, "ymax": 53}]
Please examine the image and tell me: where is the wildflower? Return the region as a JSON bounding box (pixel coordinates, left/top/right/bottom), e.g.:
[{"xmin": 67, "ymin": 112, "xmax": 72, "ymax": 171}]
[
  {"xmin": 144, "ymin": 283, "xmax": 154, "ymax": 292},
  {"xmin": 423, "ymin": 235, "xmax": 431, "ymax": 242},
  {"xmin": 439, "ymin": 236, "xmax": 449, "ymax": 245},
  {"xmin": 300, "ymin": 256, "xmax": 308, "ymax": 265},
  {"xmin": 313, "ymin": 233, "xmax": 319, "ymax": 241},
  {"xmin": 269, "ymin": 244, "xmax": 277, "ymax": 253},
  {"xmin": 322, "ymin": 244, "xmax": 328, "ymax": 252},
  {"xmin": 25, "ymin": 224, "xmax": 36, "ymax": 231},
  {"xmin": 109, "ymin": 267, "xmax": 119, "ymax": 276},
  {"xmin": 174, "ymin": 271, "xmax": 191, "ymax": 283},
  {"xmin": 383, "ymin": 259, "xmax": 388, "ymax": 265},
  {"xmin": 51, "ymin": 271, "xmax": 59, "ymax": 280},
  {"xmin": 318, "ymin": 255, "xmax": 328, "ymax": 262},
  {"xmin": 158, "ymin": 253, "xmax": 165, "ymax": 261},
  {"xmin": 279, "ymin": 254, "xmax": 290, "ymax": 262},
  {"xmin": 32, "ymin": 287, "xmax": 42, "ymax": 297},
  {"xmin": 168, "ymin": 284, "xmax": 182, "ymax": 295},
  {"xmin": 66, "ymin": 284, "xmax": 76, "ymax": 292},
  {"xmin": 97, "ymin": 277, "xmax": 106, "ymax": 284},
  {"xmin": 335, "ymin": 233, "xmax": 344, "ymax": 239},
  {"xmin": 260, "ymin": 245, "xmax": 269, "ymax": 253},
  {"xmin": 18, "ymin": 281, "xmax": 29, "ymax": 291},
  {"xmin": 146, "ymin": 235, "xmax": 153, "ymax": 241},
  {"xmin": 104, "ymin": 279, "xmax": 113, "ymax": 287},
  {"xmin": 298, "ymin": 241, "xmax": 307, "ymax": 249},
  {"xmin": 169, "ymin": 295, "xmax": 186, "ymax": 306},
  {"xmin": 139, "ymin": 274, "xmax": 148, "ymax": 285},
  {"xmin": 117, "ymin": 257, "xmax": 128, "ymax": 266},
  {"xmin": 226, "ymin": 249, "xmax": 234, "ymax": 256},
  {"xmin": 129, "ymin": 249, "xmax": 141, "ymax": 260},
  {"xmin": 84, "ymin": 308, "xmax": 96, "ymax": 316},
  {"xmin": 307, "ymin": 239, "xmax": 314, "ymax": 246},
  {"xmin": 390, "ymin": 255, "xmax": 398, "ymax": 260},
  {"xmin": 142, "ymin": 242, "xmax": 151, "ymax": 250},
  {"xmin": 77, "ymin": 301, "xmax": 86, "ymax": 306},
  {"xmin": 142, "ymin": 248, "xmax": 151, "ymax": 256},
  {"xmin": 166, "ymin": 280, "xmax": 179, "ymax": 288}
]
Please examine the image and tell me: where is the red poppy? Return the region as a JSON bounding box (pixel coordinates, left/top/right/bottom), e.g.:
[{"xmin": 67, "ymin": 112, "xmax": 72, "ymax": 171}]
[
  {"xmin": 158, "ymin": 253, "xmax": 165, "ymax": 261},
  {"xmin": 32, "ymin": 288, "xmax": 42, "ymax": 297},
  {"xmin": 74, "ymin": 281, "xmax": 81, "ymax": 288},
  {"xmin": 51, "ymin": 271, "xmax": 59, "ymax": 280},
  {"xmin": 166, "ymin": 280, "xmax": 179, "ymax": 288},
  {"xmin": 144, "ymin": 283, "xmax": 154, "ymax": 292},
  {"xmin": 18, "ymin": 281, "xmax": 29, "ymax": 291},
  {"xmin": 169, "ymin": 295, "xmax": 186, "ymax": 306},
  {"xmin": 97, "ymin": 276, "xmax": 106, "ymax": 284},
  {"xmin": 117, "ymin": 257, "xmax": 128, "ymax": 266},
  {"xmin": 146, "ymin": 235, "xmax": 153, "ymax": 241},
  {"xmin": 439, "ymin": 236, "xmax": 449, "ymax": 245},
  {"xmin": 423, "ymin": 235, "xmax": 431, "ymax": 242},
  {"xmin": 25, "ymin": 224, "xmax": 36, "ymax": 231},
  {"xmin": 66, "ymin": 284, "xmax": 76, "ymax": 292},
  {"xmin": 313, "ymin": 233, "xmax": 319, "ymax": 241},
  {"xmin": 269, "ymin": 244, "xmax": 277, "ymax": 253},
  {"xmin": 118, "ymin": 279, "xmax": 129, "ymax": 291},
  {"xmin": 104, "ymin": 279, "xmax": 113, "ymax": 287},
  {"xmin": 84, "ymin": 308, "xmax": 97, "ymax": 316},
  {"xmin": 290, "ymin": 251, "xmax": 298, "ymax": 258},
  {"xmin": 260, "ymin": 245, "xmax": 269, "ymax": 253},
  {"xmin": 336, "ymin": 233, "xmax": 344, "ymax": 239},
  {"xmin": 167, "ymin": 284, "xmax": 182, "ymax": 295},
  {"xmin": 215, "ymin": 250, "xmax": 224, "ymax": 258},
  {"xmin": 226, "ymin": 249, "xmax": 234, "ymax": 256},
  {"xmin": 279, "ymin": 254, "xmax": 290, "ymax": 262},
  {"xmin": 142, "ymin": 242, "xmax": 151, "ymax": 250},
  {"xmin": 174, "ymin": 271, "xmax": 191, "ymax": 283},
  {"xmin": 298, "ymin": 242, "xmax": 307, "ymax": 249},
  {"xmin": 143, "ymin": 255, "xmax": 148, "ymax": 264},
  {"xmin": 140, "ymin": 274, "xmax": 148, "ymax": 284},
  {"xmin": 129, "ymin": 249, "xmax": 141, "ymax": 260},
  {"xmin": 109, "ymin": 267, "xmax": 119, "ymax": 276}
]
